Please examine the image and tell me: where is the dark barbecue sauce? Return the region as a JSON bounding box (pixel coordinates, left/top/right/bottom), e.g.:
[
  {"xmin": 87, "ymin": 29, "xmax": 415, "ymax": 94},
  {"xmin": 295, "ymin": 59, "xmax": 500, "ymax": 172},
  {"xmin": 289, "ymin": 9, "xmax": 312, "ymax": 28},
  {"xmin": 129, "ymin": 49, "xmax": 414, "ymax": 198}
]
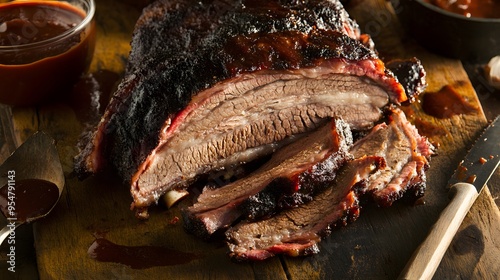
[
  {"xmin": 0, "ymin": 4, "xmax": 76, "ymax": 44},
  {"xmin": 0, "ymin": 1, "xmax": 87, "ymax": 64},
  {"xmin": 424, "ymin": 0, "xmax": 500, "ymax": 18},
  {"xmin": 0, "ymin": 1, "xmax": 96, "ymax": 105},
  {"xmin": 88, "ymin": 237, "xmax": 202, "ymax": 269},
  {"xmin": 456, "ymin": 165, "xmax": 468, "ymax": 181},
  {"xmin": 0, "ymin": 179, "xmax": 59, "ymax": 223},
  {"xmin": 422, "ymin": 85, "xmax": 477, "ymax": 119}
]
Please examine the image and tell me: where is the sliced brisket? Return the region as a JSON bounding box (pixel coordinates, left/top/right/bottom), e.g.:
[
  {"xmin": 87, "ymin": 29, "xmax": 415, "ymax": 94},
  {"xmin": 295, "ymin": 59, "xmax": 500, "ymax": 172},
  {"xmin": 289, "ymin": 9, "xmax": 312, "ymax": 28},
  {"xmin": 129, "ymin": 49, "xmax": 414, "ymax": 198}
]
[
  {"xmin": 75, "ymin": 0, "xmax": 411, "ymax": 215},
  {"xmin": 183, "ymin": 118, "xmax": 353, "ymax": 239},
  {"xmin": 350, "ymin": 108, "xmax": 435, "ymax": 206},
  {"xmin": 226, "ymin": 155, "xmax": 385, "ymax": 261},
  {"xmin": 225, "ymin": 108, "xmax": 434, "ymax": 260}
]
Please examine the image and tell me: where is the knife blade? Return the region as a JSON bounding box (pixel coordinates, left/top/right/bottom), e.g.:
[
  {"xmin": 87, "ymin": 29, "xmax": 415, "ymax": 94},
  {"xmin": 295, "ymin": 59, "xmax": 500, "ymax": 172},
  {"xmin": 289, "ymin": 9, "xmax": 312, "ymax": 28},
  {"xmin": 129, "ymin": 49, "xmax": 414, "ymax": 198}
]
[{"xmin": 398, "ymin": 115, "xmax": 500, "ymax": 280}]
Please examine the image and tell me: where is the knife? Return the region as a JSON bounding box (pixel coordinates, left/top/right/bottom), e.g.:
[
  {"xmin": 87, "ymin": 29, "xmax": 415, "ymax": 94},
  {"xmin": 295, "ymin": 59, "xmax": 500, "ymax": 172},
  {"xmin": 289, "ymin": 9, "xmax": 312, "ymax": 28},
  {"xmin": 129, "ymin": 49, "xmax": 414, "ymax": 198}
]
[{"xmin": 398, "ymin": 115, "xmax": 500, "ymax": 280}]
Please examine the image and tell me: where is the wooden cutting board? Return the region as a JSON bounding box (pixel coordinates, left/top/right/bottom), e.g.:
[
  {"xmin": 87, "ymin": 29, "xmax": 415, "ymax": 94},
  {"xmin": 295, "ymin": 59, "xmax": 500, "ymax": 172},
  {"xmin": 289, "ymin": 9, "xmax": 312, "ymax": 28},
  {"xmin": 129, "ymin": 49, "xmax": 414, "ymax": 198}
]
[{"xmin": 1, "ymin": 0, "xmax": 499, "ymax": 279}]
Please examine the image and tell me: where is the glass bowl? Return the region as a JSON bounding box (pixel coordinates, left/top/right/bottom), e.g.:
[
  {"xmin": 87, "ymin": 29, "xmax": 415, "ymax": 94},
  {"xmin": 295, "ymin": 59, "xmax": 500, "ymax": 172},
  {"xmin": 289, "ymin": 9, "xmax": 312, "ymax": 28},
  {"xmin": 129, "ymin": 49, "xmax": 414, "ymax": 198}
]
[{"xmin": 0, "ymin": 0, "xmax": 96, "ymax": 106}]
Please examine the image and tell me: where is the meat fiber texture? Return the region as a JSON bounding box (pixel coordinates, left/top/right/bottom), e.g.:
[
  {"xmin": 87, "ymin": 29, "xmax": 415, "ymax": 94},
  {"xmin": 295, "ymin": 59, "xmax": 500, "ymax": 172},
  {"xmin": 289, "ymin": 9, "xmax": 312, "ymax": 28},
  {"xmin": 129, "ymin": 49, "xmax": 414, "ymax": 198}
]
[
  {"xmin": 226, "ymin": 109, "xmax": 435, "ymax": 261},
  {"xmin": 183, "ymin": 118, "xmax": 353, "ymax": 239},
  {"xmin": 75, "ymin": 0, "xmax": 419, "ymax": 217}
]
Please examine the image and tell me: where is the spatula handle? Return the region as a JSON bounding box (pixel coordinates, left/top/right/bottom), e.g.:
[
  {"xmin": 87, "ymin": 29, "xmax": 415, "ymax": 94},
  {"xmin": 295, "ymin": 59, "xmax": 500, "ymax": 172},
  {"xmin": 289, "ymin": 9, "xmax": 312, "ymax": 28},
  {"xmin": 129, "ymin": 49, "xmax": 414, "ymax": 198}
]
[{"xmin": 398, "ymin": 182, "xmax": 479, "ymax": 280}]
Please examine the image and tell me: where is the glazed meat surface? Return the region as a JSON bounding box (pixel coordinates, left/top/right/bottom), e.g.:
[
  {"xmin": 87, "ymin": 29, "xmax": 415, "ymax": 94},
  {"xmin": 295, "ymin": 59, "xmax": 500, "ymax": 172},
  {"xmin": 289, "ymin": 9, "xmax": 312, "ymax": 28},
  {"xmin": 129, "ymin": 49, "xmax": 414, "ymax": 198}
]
[
  {"xmin": 75, "ymin": 0, "xmax": 419, "ymax": 217},
  {"xmin": 225, "ymin": 109, "xmax": 434, "ymax": 260}
]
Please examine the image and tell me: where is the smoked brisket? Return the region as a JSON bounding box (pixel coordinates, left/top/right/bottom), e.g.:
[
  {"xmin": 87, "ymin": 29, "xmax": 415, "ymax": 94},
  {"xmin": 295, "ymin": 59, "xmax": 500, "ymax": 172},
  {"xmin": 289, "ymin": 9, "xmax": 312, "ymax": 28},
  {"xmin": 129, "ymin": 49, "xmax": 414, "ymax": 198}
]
[
  {"xmin": 75, "ymin": 0, "xmax": 418, "ymax": 217},
  {"xmin": 183, "ymin": 118, "xmax": 353, "ymax": 239},
  {"xmin": 225, "ymin": 109, "xmax": 434, "ymax": 260},
  {"xmin": 226, "ymin": 155, "xmax": 384, "ymax": 261}
]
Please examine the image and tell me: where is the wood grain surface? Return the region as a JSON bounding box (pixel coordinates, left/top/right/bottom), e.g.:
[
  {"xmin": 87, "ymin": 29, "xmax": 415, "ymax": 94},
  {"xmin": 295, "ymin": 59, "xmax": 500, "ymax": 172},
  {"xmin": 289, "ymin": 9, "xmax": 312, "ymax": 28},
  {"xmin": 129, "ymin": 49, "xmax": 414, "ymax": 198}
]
[{"xmin": 1, "ymin": 0, "xmax": 499, "ymax": 279}]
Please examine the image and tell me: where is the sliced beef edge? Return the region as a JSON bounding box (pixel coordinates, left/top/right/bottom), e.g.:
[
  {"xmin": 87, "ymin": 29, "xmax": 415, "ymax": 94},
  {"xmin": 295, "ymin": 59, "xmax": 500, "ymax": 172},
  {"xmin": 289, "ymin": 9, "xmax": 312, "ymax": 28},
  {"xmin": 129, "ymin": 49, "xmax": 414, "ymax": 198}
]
[
  {"xmin": 226, "ymin": 155, "xmax": 385, "ymax": 261},
  {"xmin": 223, "ymin": 108, "xmax": 435, "ymax": 261},
  {"xmin": 350, "ymin": 108, "xmax": 435, "ymax": 207},
  {"xmin": 182, "ymin": 118, "xmax": 353, "ymax": 239},
  {"xmin": 130, "ymin": 61, "xmax": 402, "ymax": 211}
]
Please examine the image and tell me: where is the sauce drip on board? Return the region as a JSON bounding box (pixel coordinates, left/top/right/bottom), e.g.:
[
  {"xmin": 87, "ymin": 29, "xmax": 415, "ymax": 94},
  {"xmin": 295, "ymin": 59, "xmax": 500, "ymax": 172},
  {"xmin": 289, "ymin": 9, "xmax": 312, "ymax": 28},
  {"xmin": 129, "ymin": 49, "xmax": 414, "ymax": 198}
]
[
  {"xmin": 0, "ymin": 179, "xmax": 59, "ymax": 223},
  {"xmin": 422, "ymin": 85, "xmax": 477, "ymax": 119},
  {"xmin": 424, "ymin": 0, "xmax": 500, "ymax": 19},
  {"xmin": 87, "ymin": 237, "xmax": 202, "ymax": 269}
]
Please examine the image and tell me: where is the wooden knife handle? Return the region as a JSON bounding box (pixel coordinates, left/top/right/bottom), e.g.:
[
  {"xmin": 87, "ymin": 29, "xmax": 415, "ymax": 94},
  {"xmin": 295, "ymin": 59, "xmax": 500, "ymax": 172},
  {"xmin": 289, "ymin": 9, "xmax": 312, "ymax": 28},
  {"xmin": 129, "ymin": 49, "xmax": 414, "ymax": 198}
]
[{"xmin": 398, "ymin": 182, "xmax": 479, "ymax": 280}]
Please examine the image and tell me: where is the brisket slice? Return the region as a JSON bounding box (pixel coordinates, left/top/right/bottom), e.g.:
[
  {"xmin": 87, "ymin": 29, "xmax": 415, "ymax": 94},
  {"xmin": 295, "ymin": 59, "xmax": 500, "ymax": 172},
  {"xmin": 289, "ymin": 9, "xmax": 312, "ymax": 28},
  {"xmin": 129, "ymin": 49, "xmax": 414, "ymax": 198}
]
[
  {"xmin": 74, "ymin": 0, "xmax": 408, "ymax": 215},
  {"xmin": 225, "ymin": 108, "xmax": 434, "ymax": 260},
  {"xmin": 226, "ymin": 155, "xmax": 385, "ymax": 261},
  {"xmin": 349, "ymin": 108, "xmax": 435, "ymax": 207},
  {"xmin": 182, "ymin": 118, "xmax": 353, "ymax": 239}
]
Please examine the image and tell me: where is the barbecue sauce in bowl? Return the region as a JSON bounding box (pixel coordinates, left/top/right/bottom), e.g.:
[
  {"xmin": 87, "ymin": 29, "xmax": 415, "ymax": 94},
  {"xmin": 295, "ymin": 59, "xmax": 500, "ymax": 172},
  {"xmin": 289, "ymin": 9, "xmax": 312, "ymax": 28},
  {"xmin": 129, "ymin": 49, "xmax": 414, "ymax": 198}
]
[
  {"xmin": 423, "ymin": 0, "xmax": 500, "ymax": 18},
  {"xmin": 0, "ymin": 0, "xmax": 96, "ymax": 105}
]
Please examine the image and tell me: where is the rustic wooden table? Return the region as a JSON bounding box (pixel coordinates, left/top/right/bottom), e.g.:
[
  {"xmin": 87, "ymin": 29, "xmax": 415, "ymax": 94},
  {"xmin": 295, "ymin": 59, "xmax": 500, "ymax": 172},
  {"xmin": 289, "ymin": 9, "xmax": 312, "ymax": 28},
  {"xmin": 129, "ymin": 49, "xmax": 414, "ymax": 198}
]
[{"xmin": 1, "ymin": 0, "xmax": 499, "ymax": 279}]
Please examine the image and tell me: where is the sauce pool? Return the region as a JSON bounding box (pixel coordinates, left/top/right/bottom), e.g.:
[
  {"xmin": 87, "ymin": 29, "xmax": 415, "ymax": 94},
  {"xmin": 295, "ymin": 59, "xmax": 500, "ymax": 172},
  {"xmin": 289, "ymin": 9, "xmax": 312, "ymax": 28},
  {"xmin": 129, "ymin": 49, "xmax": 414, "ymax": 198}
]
[
  {"xmin": 422, "ymin": 85, "xmax": 477, "ymax": 119},
  {"xmin": 88, "ymin": 237, "xmax": 202, "ymax": 269},
  {"xmin": 0, "ymin": 179, "xmax": 59, "ymax": 223}
]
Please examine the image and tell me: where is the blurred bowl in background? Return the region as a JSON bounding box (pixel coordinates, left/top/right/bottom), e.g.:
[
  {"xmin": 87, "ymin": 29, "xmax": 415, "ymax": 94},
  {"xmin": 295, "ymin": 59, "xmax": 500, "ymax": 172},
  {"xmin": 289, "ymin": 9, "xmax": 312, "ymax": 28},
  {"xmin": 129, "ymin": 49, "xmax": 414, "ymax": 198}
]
[
  {"xmin": 0, "ymin": 0, "xmax": 96, "ymax": 106},
  {"xmin": 390, "ymin": 0, "xmax": 500, "ymax": 63}
]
